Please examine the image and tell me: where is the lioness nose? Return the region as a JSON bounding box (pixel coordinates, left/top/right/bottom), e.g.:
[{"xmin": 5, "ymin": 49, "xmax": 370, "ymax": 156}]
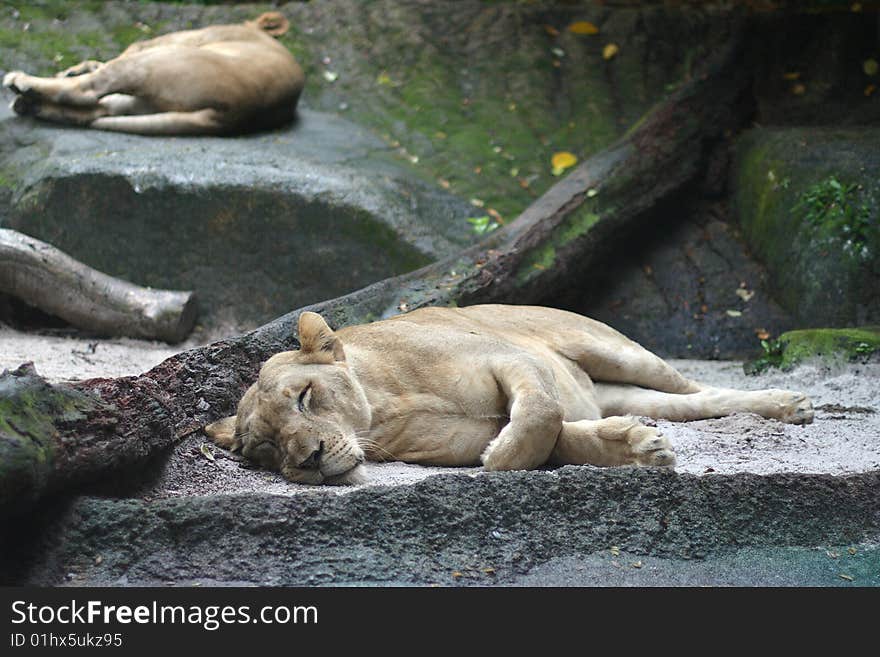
[{"xmin": 298, "ymin": 440, "xmax": 324, "ymax": 470}]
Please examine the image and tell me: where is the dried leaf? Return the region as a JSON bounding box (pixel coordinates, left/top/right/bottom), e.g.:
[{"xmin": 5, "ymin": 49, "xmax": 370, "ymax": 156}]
[
  {"xmin": 826, "ymin": 550, "xmax": 840, "ymax": 559},
  {"xmin": 726, "ymin": 309, "xmax": 742, "ymax": 318},
  {"xmin": 791, "ymin": 83, "xmax": 806, "ymax": 96},
  {"xmin": 838, "ymin": 573, "xmax": 854, "ymax": 582},
  {"xmin": 451, "ymin": 571, "xmax": 463, "ymax": 578},
  {"xmin": 586, "ymin": 188, "xmax": 599, "ymax": 198},
  {"xmin": 735, "ymin": 288, "xmax": 755, "ymax": 302},
  {"xmin": 199, "ymin": 443, "xmax": 215, "ymax": 462},
  {"xmin": 482, "ymin": 567, "xmax": 496, "ymax": 575},
  {"xmin": 569, "ymin": 21, "xmax": 599, "ymax": 35},
  {"xmin": 782, "ymin": 71, "xmax": 801, "ymax": 81},
  {"xmin": 756, "ymin": 329, "xmax": 771, "ymax": 340},
  {"xmin": 864, "ymin": 58, "xmax": 879, "ymax": 77},
  {"xmin": 543, "ymin": 24, "xmax": 560, "ymax": 37},
  {"xmin": 631, "ymin": 561, "xmax": 643, "ymax": 569},
  {"xmin": 551, "ymin": 151, "xmax": 578, "ymax": 176},
  {"xmin": 322, "ymin": 70, "xmax": 339, "ymax": 83},
  {"xmin": 470, "ymin": 198, "xmax": 485, "ymax": 208},
  {"xmin": 603, "ymin": 43, "xmax": 619, "ymax": 61},
  {"xmin": 866, "ymin": 84, "xmax": 877, "ymax": 97},
  {"xmin": 610, "ymin": 546, "xmax": 620, "ymax": 556},
  {"xmin": 848, "ymin": 547, "xmax": 857, "ymax": 555}
]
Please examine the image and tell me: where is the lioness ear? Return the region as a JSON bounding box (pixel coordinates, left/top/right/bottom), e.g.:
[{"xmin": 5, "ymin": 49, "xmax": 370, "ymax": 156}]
[
  {"xmin": 298, "ymin": 312, "xmax": 346, "ymax": 363},
  {"xmin": 249, "ymin": 11, "xmax": 289, "ymax": 37},
  {"xmin": 204, "ymin": 416, "xmax": 241, "ymax": 452}
]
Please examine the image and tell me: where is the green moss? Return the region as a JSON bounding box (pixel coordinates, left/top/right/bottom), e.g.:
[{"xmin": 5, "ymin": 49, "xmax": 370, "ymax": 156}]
[
  {"xmin": 792, "ymin": 177, "xmax": 873, "ymax": 260},
  {"xmin": 744, "ymin": 327, "xmax": 880, "ymax": 374},
  {"xmin": 516, "ymin": 244, "xmax": 557, "ymax": 285},
  {"xmin": 514, "ymin": 202, "xmax": 601, "ymax": 284},
  {"xmin": 734, "ymin": 128, "xmax": 880, "ymax": 326},
  {"xmin": 0, "ymin": 365, "xmax": 100, "ymax": 507}
]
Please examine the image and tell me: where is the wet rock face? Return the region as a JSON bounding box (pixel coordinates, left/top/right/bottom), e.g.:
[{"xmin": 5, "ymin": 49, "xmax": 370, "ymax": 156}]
[
  {"xmin": 0, "ymin": 107, "xmax": 477, "ymax": 332},
  {"xmin": 547, "ymin": 197, "xmax": 796, "ymax": 359},
  {"xmin": 733, "ymin": 127, "xmax": 880, "ymax": 328}
]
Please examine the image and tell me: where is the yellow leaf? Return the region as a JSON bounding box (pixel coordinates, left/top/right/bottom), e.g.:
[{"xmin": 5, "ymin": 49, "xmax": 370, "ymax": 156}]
[
  {"xmin": 782, "ymin": 71, "xmax": 801, "ymax": 81},
  {"xmin": 551, "ymin": 151, "xmax": 577, "ymax": 176},
  {"xmin": 603, "ymin": 43, "xmax": 619, "ymax": 60},
  {"xmin": 864, "ymin": 58, "xmax": 879, "ymax": 77},
  {"xmin": 866, "ymin": 84, "xmax": 877, "ymax": 97},
  {"xmin": 569, "ymin": 21, "xmax": 599, "ymax": 35},
  {"xmin": 791, "ymin": 83, "xmax": 806, "ymax": 96}
]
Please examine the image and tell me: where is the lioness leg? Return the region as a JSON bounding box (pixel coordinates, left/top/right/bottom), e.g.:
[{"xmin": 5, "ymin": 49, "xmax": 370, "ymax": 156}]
[
  {"xmin": 91, "ymin": 109, "xmax": 223, "ymax": 135},
  {"xmin": 561, "ymin": 330, "xmax": 700, "ymax": 394},
  {"xmin": 4, "ymin": 69, "xmax": 115, "ymax": 107},
  {"xmin": 595, "ymin": 383, "xmax": 814, "ymax": 425},
  {"xmin": 10, "ymin": 93, "xmax": 152, "ymax": 126},
  {"xmin": 481, "ymin": 359, "xmax": 564, "ymax": 471},
  {"xmin": 549, "ymin": 416, "xmax": 676, "ymax": 467},
  {"xmin": 9, "ymin": 95, "xmax": 107, "ymax": 125}
]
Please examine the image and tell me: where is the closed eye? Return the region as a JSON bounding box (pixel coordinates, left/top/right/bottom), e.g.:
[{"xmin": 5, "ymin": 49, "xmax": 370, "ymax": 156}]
[{"xmin": 297, "ymin": 384, "xmax": 312, "ymax": 412}]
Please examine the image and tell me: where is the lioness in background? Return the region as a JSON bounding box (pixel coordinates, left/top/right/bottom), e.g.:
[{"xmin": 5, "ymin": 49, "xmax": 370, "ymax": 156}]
[
  {"xmin": 3, "ymin": 12, "xmax": 303, "ymax": 135},
  {"xmin": 205, "ymin": 305, "xmax": 814, "ymax": 485}
]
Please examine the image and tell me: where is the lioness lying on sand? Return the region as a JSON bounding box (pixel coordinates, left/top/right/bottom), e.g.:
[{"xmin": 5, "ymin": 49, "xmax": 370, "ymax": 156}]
[
  {"xmin": 3, "ymin": 12, "xmax": 303, "ymax": 135},
  {"xmin": 205, "ymin": 305, "xmax": 814, "ymax": 485}
]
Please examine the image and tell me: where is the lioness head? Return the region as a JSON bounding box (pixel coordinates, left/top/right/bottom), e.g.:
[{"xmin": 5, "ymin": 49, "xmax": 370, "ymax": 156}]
[{"xmin": 205, "ymin": 312, "xmax": 370, "ymax": 485}]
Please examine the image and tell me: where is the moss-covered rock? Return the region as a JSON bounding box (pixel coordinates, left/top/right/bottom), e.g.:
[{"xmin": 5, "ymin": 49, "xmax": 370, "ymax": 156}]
[
  {"xmin": 733, "ymin": 127, "xmax": 880, "ymax": 328},
  {"xmin": 0, "ymin": 362, "xmax": 104, "ymax": 514},
  {"xmin": 744, "ymin": 326, "xmax": 880, "ymax": 374},
  {"xmin": 0, "ymin": 0, "xmax": 734, "ymax": 223}
]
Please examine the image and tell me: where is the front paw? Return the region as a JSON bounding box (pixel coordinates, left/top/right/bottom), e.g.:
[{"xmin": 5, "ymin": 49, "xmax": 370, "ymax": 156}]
[{"xmin": 625, "ymin": 424, "xmax": 677, "ymax": 468}]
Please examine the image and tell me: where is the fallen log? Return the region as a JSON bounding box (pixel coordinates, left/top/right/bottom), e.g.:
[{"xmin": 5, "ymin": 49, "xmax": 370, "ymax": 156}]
[
  {"xmin": 0, "ymin": 24, "xmax": 750, "ymax": 518},
  {"xmin": 0, "ymin": 228, "xmax": 197, "ymax": 343}
]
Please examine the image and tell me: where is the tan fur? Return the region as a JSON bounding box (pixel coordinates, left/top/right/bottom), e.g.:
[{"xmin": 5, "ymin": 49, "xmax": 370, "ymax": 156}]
[
  {"xmin": 205, "ymin": 305, "xmax": 814, "ymax": 485},
  {"xmin": 3, "ymin": 12, "xmax": 304, "ymax": 135}
]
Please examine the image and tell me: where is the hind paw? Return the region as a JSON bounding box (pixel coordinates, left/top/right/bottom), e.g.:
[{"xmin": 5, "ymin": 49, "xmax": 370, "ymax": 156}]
[
  {"xmin": 778, "ymin": 392, "xmax": 814, "ymax": 425},
  {"xmin": 764, "ymin": 390, "xmax": 814, "ymax": 425}
]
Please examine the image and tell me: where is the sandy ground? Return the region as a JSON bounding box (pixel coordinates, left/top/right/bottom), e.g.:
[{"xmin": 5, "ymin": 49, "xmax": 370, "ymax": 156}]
[{"xmin": 1, "ymin": 325, "xmax": 878, "ymax": 498}]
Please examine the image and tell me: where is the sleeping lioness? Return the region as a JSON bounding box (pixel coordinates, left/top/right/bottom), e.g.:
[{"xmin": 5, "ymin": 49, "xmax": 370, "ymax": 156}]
[
  {"xmin": 205, "ymin": 305, "xmax": 814, "ymax": 485},
  {"xmin": 3, "ymin": 12, "xmax": 303, "ymax": 135}
]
